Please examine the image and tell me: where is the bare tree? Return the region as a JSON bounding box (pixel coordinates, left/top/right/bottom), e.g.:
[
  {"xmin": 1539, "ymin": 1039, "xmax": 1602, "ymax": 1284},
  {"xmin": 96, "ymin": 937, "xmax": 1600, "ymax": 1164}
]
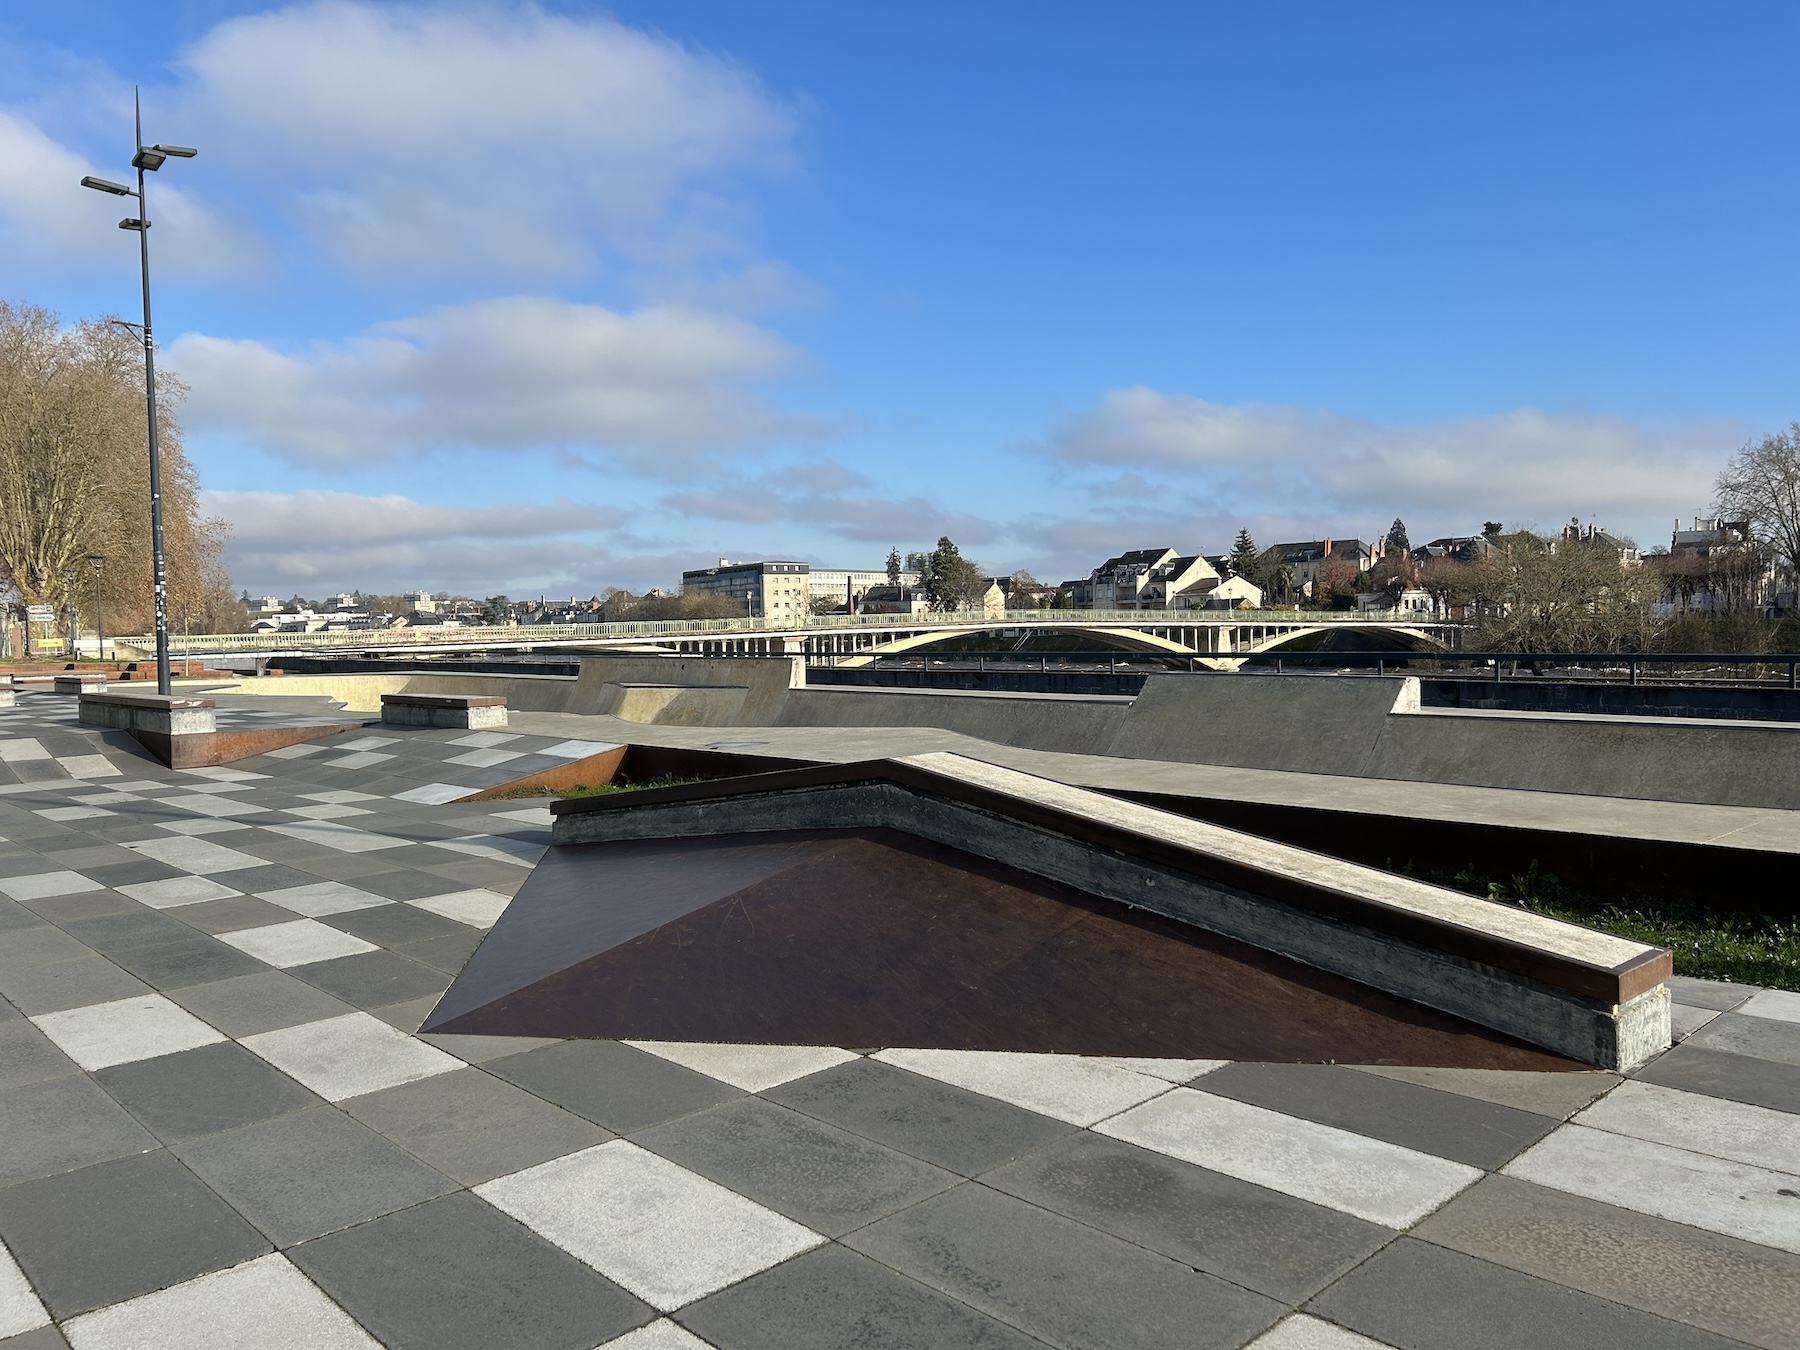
[
  {"xmin": 0, "ymin": 301, "xmax": 234, "ymax": 636},
  {"xmin": 1716, "ymin": 424, "xmax": 1800, "ymax": 578}
]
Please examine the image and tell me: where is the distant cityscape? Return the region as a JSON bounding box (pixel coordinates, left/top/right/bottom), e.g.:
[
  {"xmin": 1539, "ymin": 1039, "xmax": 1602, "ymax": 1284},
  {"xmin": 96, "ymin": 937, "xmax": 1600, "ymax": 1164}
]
[{"xmin": 237, "ymin": 514, "xmax": 1783, "ymax": 634}]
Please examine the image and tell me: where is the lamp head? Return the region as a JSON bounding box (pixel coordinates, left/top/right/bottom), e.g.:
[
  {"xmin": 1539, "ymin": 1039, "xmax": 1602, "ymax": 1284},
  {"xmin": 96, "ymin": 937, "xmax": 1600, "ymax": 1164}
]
[
  {"xmin": 132, "ymin": 147, "xmax": 166, "ymax": 171},
  {"xmin": 80, "ymin": 175, "xmax": 131, "ymax": 196},
  {"xmin": 152, "ymin": 144, "xmax": 197, "ymax": 158},
  {"xmin": 117, "ymin": 218, "xmax": 148, "ymax": 232}
]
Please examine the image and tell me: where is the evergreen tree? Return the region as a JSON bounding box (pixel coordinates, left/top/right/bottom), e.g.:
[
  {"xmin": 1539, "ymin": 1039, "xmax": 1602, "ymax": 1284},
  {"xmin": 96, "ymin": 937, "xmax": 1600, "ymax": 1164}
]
[
  {"xmin": 1385, "ymin": 518, "xmax": 1410, "ymax": 552},
  {"xmin": 1227, "ymin": 529, "xmax": 1260, "ymax": 581},
  {"xmin": 885, "ymin": 547, "xmax": 902, "ymax": 587}
]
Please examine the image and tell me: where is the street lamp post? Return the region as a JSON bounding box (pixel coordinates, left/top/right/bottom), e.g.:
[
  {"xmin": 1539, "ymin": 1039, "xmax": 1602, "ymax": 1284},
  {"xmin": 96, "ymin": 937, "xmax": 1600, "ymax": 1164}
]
[
  {"xmin": 89, "ymin": 556, "xmax": 107, "ymax": 663},
  {"xmin": 64, "ymin": 568, "xmax": 78, "ymax": 658},
  {"xmin": 79, "ymin": 88, "xmax": 196, "ymax": 696}
]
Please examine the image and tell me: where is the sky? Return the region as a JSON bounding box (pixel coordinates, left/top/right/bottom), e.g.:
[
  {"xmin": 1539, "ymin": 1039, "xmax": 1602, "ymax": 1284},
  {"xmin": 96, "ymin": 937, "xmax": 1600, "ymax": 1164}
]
[{"xmin": 2, "ymin": 1, "xmax": 1796, "ymax": 598}]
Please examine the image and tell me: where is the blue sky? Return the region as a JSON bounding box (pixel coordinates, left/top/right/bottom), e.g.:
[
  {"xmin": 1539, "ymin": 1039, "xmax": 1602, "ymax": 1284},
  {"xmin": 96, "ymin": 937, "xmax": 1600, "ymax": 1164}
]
[{"xmin": 3, "ymin": 1, "xmax": 1795, "ymax": 596}]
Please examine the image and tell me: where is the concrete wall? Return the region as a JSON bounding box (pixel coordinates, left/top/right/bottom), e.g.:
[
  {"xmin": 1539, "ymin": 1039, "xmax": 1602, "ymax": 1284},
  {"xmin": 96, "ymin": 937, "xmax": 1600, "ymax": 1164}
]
[{"xmin": 196, "ymin": 658, "xmax": 1800, "ymax": 809}]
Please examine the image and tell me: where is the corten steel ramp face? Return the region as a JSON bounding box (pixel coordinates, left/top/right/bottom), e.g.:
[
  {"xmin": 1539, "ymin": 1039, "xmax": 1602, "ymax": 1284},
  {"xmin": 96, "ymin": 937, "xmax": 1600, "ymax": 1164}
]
[{"xmin": 430, "ymin": 754, "xmax": 1672, "ymax": 1070}]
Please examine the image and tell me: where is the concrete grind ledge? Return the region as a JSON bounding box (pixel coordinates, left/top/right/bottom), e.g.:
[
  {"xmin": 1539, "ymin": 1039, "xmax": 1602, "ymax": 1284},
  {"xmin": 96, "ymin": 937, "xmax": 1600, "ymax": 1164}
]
[
  {"xmin": 552, "ymin": 752, "xmax": 1672, "ymax": 1069},
  {"xmin": 380, "ymin": 692, "xmax": 508, "ymax": 729}
]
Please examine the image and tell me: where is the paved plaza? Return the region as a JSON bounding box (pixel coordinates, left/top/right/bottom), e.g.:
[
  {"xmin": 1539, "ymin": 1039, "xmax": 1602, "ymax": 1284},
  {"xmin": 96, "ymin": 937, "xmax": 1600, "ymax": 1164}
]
[{"xmin": 0, "ymin": 691, "xmax": 1795, "ymax": 1348}]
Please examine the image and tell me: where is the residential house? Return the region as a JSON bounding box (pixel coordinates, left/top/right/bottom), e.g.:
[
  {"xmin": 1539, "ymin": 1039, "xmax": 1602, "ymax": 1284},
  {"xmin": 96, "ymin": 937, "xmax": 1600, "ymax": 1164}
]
[{"xmin": 1260, "ymin": 539, "xmax": 1379, "ymax": 599}]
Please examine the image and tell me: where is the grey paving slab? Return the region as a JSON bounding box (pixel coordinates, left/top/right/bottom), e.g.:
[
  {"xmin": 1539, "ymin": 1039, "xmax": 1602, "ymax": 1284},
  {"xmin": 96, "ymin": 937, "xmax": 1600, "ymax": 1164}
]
[
  {"xmin": 485, "ymin": 1039, "xmax": 742, "ymax": 1133},
  {"xmin": 0, "ymin": 1075, "xmax": 156, "ymax": 1185},
  {"xmin": 0, "ymin": 1326, "xmax": 68, "ymax": 1349},
  {"xmin": 0, "ymin": 925, "xmax": 93, "ymax": 973},
  {"xmin": 367, "ymin": 993, "xmax": 442, "ymax": 1033},
  {"xmin": 418, "ymin": 857, "xmax": 532, "ymax": 889},
  {"xmin": 391, "ymin": 930, "xmax": 483, "ymax": 975},
  {"xmin": 346, "ymin": 867, "xmax": 483, "ymax": 901},
  {"xmin": 290, "ymin": 949, "xmax": 452, "ymax": 1009},
  {"xmin": 1669, "ymin": 977, "xmax": 1756, "ymax": 1013},
  {"xmin": 163, "ymin": 969, "xmax": 356, "ymax": 1037},
  {"xmin": 291, "ymin": 851, "xmax": 426, "ymax": 883},
  {"xmin": 981, "ymin": 1131, "xmax": 1391, "ymax": 1304},
  {"xmin": 319, "ymin": 904, "xmax": 466, "ymax": 948},
  {"xmin": 1306, "ymin": 1237, "xmax": 1753, "ymax": 1350},
  {"xmin": 1688, "ymin": 1012, "xmax": 1800, "ymax": 1068},
  {"xmin": 12, "ymin": 890, "xmax": 139, "ymax": 925},
  {"xmin": 635, "ymin": 1097, "xmax": 958, "ymax": 1238},
  {"xmin": 845, "ymin": 1182, "xmax": 1283, "ymax": 1350},
  {"xmin": 289, "ymin": 1191, "xmax": 652, "ymax": 1350},
  {"xmin": 765, "ymin": 1056, "xmax": 1077, "ymax": 1176},
  {"xmin": 1636, "ymin": 1043, "xmax": 1800, "ymax": 1115},
  {"xmin": 60, "ymin": 859, "xmax": 183, "ymax": 889},
  {"xmin": 97, "ymin": 934, "xmax": 269, "ymax": 991},
  {"xmin": 678, "ymin": 1242, "xmax": 1043, "ymax": 1350},
  {"xmin": 417, "ymin": 1032, "xmax": 559, "ymax": 1063},
  {"xmin": 94, "ymin": 1041, "xmax": 323, "ymax": 1144},
  {"xmin": 167, "ymin": 895, "xmax": 301, "ymax": 935},
  {"xmin": 0, "ymin": 1020, "xmax": 78, "ymax": 1092},
  {"xmin": 341, "ymin": 1065, "xmax": 609, "ymax": 1185},
  {"xmin": 1346, "ymin": 1065, "xmax": 1619, "ymax": 1120},
  {"xmin": 0, "ymin": 899, "xmax": 42, "ymax": 933},
  {"xmin": 0, "ymin": 1150, "xmax": 269, "ymax": 1318},
  {"xmin": 174, "ymin": 1105, "xmax": 458, "ymax": 1245},
  {"xmin": 202, "ymin": 862, "xmax": 327, "ymax": 895},
  {"xmin": 1417, "ymin": 1174, "xmax": 1800, "ymax": 1350},
  {"xmin": 56, "ymin": 910, "xmax": 196, "ymax": 954},
  {"xmin": 1200, "ymin": 1063, "xmax": 1557, "ymax": 1169}
]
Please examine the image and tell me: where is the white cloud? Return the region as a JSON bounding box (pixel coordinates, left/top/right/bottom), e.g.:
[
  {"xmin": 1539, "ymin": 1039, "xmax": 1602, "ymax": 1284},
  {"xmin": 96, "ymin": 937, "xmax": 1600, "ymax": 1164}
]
[
  {"xmin": 1039, "ymin": 386, "xmax": 1742, "ymax": 544},
  {"xmin": 172, "ymin": 0, "xmax": 796, "ymax": 283},
  {"xmin": 205, "ymin": 488, "xmax": 626, "ymax": 593},
  {"xmin": 170, "ymin": 296, "xmax": 822, "ymax": 463},
  {"xmin": 0, "ymin": 110, "xmax": 262, "ymax": 279}
]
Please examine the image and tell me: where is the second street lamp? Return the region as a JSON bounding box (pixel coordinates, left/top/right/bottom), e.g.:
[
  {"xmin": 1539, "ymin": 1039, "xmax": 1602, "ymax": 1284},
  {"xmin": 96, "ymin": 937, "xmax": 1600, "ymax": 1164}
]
[
  {"xmin": 79, "ymin": 88, "xmax": 196, "ymax": 696},
  {"xmin": 89, "ymin": 555, "xmax": 107, "ymax": 663}
]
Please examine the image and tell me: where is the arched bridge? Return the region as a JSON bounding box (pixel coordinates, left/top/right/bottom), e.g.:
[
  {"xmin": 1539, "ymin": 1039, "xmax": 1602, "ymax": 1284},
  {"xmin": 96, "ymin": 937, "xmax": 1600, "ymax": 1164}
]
[{"xmin": 145, "ymin": 609, "xmax": 1457, "ymax": 668}]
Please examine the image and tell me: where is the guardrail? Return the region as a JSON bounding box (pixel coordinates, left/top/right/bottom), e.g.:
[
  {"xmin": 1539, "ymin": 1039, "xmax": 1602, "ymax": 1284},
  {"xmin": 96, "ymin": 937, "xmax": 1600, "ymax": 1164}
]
[{"xmin": 121, "ymin": 608, "xmax": 1458, "ymax": 654}]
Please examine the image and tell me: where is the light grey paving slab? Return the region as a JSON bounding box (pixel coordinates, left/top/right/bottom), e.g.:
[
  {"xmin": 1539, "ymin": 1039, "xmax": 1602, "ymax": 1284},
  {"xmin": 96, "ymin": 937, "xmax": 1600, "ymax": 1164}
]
[
  {"xmin": 0, "ymin": 872, "xmax": 100, "ymax": 902},
  {"xmin": 1098, "ymin": 1088, "xmax": 1481, "ymax": 1228},
  {"xmin": 115, "ymin": 877, "xmax": 243, "ymax": 909},
  {"xmin": 322, "ymin": 752, "xmax": 394, "ymax": 770},
  {"xmin": 289, "ymin": 1190, "xmax": 651, "ymax": 1350},
  {"xmin": 239, "ymin": 1012, "xmax": 460, "ymax": 1102},
  {"xmin": 635, "ymin": 1097, "xmax": 958, "ymax": 1237},
  {"xmin": 475, "ymin": 1140, "xmax": 824, "ymax": 1312},
  {"xmin": 675, "ymin": 1243, "xmax": 1042, "ymax": 1350},
  {"xmin": 1672, "ymin": 1005, "xmax": 1721, "ymax": 1040},
  {"xmin": 444, "ymin": 748, "xmax": 524, "ymax": 768},
  {"xmin": 54, "ymin": 756, "xmax": 119, "ymax": 780},
  {"xmin": 155, "ymin": 795, "xmax": 268, "ymax": 820},
  {"xmin": 252, "ymin": 881, "xmax": 393, "ymax": 917},
  {"xmin": 174, "ymin": 1108, "xmax": 457, "ymax": 1247},
  {"xmin": 1347, "ymin": 1065, "xmax": 1619, "ymax": 1120},
  {"xmin": 57, "ymin": 1253, "xmax": 378, "ymax": 1349},
  {"xmin": 1417, "ymin": 1173, "xmax": 1800, "ymax": 1350},
  {"xmin": 30, "ymin": 994, "xmax": 227, "ymax": 1071},
  {"xmin": 262, "ymin": 822, "xmax": 409, "ymax": 853},
  {"xmin": 1247, "ymin": 1316, "xmax": 1395, "ymax": 1349},
  {"xmin": 445, "ymin": 733, "xmax": 520, "ymax": 748},
  {"xmin": 341, "ymin": 1065, "xmax": 609, "ymax": 1185},
  {"xmin": 1504, "ymin": 1122, "xmax": 1800, "ymax": 1253},
  {"xmin": 125, "ymin": 837, "xmax": 269, "ymax": 875},
  {"xmin": 539, "ymin": 739, "xmax": 620, "ymax": 759},
  {"xmin": 431, "ymin": 835, "xmax": 542, "ymax": 867},
  {"xmin": 179, "ymin": 768, "xmax": 269, "ymax": 783},
  {"xmin": 390, "ymin": 784, "xmax": 469, "ymax": 805},
  {"xmin": 1741, "ymin": 989, "xmax": 1800, "ymax": 1025},
  {"xmin": 626, "ymin": 1041, "xmax": 859, "ymax": 1093},
  {"xmin": 163, "ymin": 971, "xmax": 355, "ymax": 1038},
  {"xmin": 1669, "ymin": 977, "xmax": 1756, "ymax": 1013},
  {"xmin": 217, "ymin": 920, "xmax": 378, "ymax": 969},
  {"xmin": 154, "ymin": 818, "xmax": 254, "ymax": 837},
  {"xmin": 34, "ymin": 807, "xmax": 111, "ymax": 823},
  {"xmin": 982, "ymin": 1130, "xmax": 1391, "ymax": 1304},
  {"xmin": 844, "ymin": 1181, "xmax": 1283, "ymax": 1350},
  {"xmin": 1575, "ymin": 1080, "xmax": 1800, "ymax": 1175},
  {"xmin": 610, "ymin": 1319, "xmax": 743, "ymax": 1348},
  {"xmin": 1688, "ymin": 1012, "xmax": 1800, "ymax": 1067},
  {"xmin": 298, "ymin": 790, "xmax": 382, "ymax": 804},
  {"xmin": 406, "ymin": 888, "xmax": 510, "ymax": 928},
  {"xmin": 873, "ymin": 1048, "xmax": 1178, "ymax": 1126},
  {"xmin": 1306, "ymin": 1236, "xmax": 1754, "ymax": 1350},
  {"xmin": 278, "ymin": 804, "xmax": 370, "ymax": 821},
  {"xmin": 0, "ymin": 1240, "xmax": 49, "ymax": 1339}
]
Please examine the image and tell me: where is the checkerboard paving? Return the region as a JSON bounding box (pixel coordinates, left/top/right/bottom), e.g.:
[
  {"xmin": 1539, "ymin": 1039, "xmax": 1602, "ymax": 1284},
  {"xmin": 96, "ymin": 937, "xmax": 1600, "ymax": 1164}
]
[{"xmin": 0, "ymin": 687, "xmax": 1797, "ymax": 1347}]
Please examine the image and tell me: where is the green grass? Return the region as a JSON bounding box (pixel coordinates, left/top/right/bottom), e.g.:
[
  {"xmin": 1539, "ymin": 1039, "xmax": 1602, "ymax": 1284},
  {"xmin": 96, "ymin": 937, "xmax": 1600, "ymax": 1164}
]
[
  {"xmin": 1433, "ymin": 862, "xmax": 1800, "ymax": 991},
  {"xmin": 490, "ymin": 774, "xmax": 703, "ymax": 800}
]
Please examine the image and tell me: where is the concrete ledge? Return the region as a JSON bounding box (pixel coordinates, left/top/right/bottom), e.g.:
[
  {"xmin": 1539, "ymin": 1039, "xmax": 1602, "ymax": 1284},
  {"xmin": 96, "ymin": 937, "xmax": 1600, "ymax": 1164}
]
[
  {"xmin": 79, "ymin": 690, "xmax": 361, "ymax": 768},
  {"xmin": 551, "ymin": 753, "xmax": 1672, "ymax": 1069},
  {"xmin": 380, "ymin": 692, "xmax": 508, "ymax": 729},
  {"xmin": 53, "ymin": 672, "xmax": 111, "ymax": 695}
]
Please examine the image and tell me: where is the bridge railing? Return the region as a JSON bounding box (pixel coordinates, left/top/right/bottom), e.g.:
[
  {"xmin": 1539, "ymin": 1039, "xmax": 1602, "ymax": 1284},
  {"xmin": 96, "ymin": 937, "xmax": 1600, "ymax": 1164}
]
[{"xmin": 122, "ymin": 608, "xmax": 1456, "ymax": 655}]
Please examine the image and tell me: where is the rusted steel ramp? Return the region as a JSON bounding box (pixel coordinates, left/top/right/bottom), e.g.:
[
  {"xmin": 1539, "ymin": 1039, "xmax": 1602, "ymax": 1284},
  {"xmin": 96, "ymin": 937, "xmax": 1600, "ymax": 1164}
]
[{"xmin": 423, "ymin": 754, "xmax": 1672, "ymax": 1071}]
